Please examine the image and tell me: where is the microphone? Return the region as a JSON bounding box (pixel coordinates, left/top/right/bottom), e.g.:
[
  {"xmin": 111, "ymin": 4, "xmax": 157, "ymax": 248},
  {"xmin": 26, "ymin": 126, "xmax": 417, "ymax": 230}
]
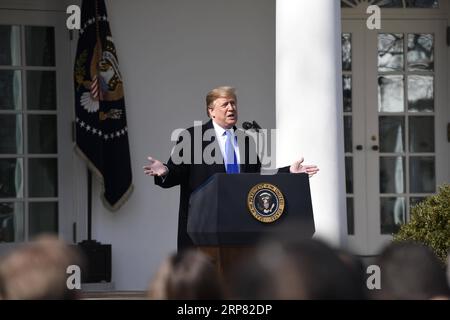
[
  {"xmin": 242, "ymin": 121, "xmax": 265, "ymax": 165},
  {"xmin": 242, "ymin": 121, "xmax": 261, "ymax": 132},
  {"xmin": 242, "ymin": 121, "xmax": 253, "ymax": 130},
  {"xmin": 251, "ymin": 120, "xmax": 262, "ymax": 131}
]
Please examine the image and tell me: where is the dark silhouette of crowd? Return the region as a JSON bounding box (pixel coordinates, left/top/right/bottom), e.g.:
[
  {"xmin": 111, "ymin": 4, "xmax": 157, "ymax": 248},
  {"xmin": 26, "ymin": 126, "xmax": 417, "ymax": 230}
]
[
  {"xmin": 0, "ymin": 233, "xmax": 448, "ymax": 300},
  {"xmin": 147, "ymin": 237, "xmax": 449, "ymax": 300}
]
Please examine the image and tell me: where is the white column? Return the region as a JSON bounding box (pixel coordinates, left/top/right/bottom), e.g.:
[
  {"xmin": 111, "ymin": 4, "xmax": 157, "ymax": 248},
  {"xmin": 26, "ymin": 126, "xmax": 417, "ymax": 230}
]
[{"xmin": 276, "ymin": 0, "xmax": 347, "ymax": 247}]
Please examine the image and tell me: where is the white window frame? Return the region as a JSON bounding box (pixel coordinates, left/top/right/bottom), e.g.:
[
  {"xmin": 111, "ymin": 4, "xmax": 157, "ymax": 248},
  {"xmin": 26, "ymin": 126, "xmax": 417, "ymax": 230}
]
[
  {"xmin": 342, "ymin": 16, "xmax": 449, "ymax": 255},
  {"xmin": 342, "ymin": 0, "xmax": 448, "ymax": 20},
  {"xmin": 0, "ymin": 0, "xmax": 86, "ymax": 252}
]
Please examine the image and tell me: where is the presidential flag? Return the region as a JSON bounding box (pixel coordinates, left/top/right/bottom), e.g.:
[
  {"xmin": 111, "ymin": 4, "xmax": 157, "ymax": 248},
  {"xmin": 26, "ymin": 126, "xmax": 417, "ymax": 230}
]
[{"xmin": 74, "ymin": 0, "xmax": 133, "ymax": 211}]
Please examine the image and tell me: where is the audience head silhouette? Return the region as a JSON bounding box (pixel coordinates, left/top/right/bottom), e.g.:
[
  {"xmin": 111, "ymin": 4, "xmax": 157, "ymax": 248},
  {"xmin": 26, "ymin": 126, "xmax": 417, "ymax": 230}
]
[
  {"xmin": 0, "ymin": 234, "xmax": 83, "ymax": 300},
  {"xmin": 374, "ymin": 241, "xmax": 449, "ymax": 300},
  {"xmin": 228, "ymin": 238, "xmax": 365, "ymax": 299},
  {"xmin": 148, "ymin": 249, "xmax": 224, "ymax": 300}
]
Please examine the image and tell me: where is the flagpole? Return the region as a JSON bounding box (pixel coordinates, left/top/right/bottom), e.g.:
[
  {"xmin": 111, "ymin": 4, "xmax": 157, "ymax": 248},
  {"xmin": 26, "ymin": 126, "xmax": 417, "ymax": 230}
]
[
  {"xmin": 87, "ymin": 168, "xmax": 92, "ymax": 241},
  {"xmin": 75, "ymin": 0, "xmax": 116, "ymax": 284}
]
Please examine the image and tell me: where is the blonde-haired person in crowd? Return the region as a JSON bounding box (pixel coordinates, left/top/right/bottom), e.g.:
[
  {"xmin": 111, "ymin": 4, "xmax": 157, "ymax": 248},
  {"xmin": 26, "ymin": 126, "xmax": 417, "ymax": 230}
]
[{"xmin": 0, "ymin": 234, "xmax": 84, "ymax": 300}]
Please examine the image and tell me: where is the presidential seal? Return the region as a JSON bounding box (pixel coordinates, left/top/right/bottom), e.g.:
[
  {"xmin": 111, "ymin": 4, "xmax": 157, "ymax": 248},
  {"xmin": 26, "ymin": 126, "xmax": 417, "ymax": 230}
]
[{"xmin": 247, "ymin": 183, "xmax": 285, "ymax": 223}]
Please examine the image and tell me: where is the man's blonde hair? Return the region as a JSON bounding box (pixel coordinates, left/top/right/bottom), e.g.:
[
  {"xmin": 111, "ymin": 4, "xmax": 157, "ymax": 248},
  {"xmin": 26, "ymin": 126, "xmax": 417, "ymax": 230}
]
[{"xmin": 205, "ymin": 86, "xmax": 237, "ymax": 118}]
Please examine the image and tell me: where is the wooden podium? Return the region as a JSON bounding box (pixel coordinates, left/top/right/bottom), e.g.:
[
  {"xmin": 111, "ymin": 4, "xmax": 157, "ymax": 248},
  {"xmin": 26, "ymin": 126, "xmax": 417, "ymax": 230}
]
[{"xmin": 187, "ymin": 173, "xmax": 315, "ymax": 276}]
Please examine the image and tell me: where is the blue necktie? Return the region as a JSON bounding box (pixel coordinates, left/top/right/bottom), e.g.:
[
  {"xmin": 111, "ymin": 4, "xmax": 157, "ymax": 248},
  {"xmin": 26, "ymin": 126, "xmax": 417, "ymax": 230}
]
[{"xmin": 225, "ymin": 130, "xmax": 239, "ymax": 174}]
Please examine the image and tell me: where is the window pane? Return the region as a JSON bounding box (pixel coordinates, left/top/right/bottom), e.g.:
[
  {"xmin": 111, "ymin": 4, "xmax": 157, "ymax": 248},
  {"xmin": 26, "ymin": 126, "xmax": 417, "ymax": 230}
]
[
  {"xmin": 28, "ymin": 115, "xmax": 57, "ymax": 154},
  {"xmin": 408, "ymin": 34, "xmax": 434, "ymax": 71},
  {"xmin": 410, "ymin": 197, "xmax": 426, "ymax": 208},
  {"xmin": 0, "ymin": 25, "xmax": 20, "ymax": 66},
  {"xmin": 28, "ymin": 158, "xmax": 58, "ymax": 197},
  {"xmin": 409, "ymin": 157, "xmax": 435, "ymax": 193},
  {"xmin": 347, "ymin": 198, "xmax": 354, "ymax": 235},
  {"xmin": 409, "ymin": 117, "xmax": 434, "ymax": 153},
  {"xmin": 29, "ymin": 202, "xmax": 58, "ymax": 238},
  {"xmin": 344, "ymin": 116, "xmax": 353, "ymax": 153},
  {"xmin": 379, "ymin": 116, "xmax": 405, "ymax": 153},
  {"xmin": 343, "ymin": 75, "xmax": 352, "ymax": 112},
  {"xmin": 345, "ymin": 157, "xmax": 353, "ymax": 194},
  {"xmin": 0, "ymin": 114, "xmax": 23, "ymax": 154},
  {"xmin": 380, "ymin": 157, "xmax": 405, "ymax": 194},
  {"xmin": 377, "ymin": 0, "xmax": 403, "ymax": 8},
  {"xmin": 342, "ymin": 33, "xmax": 352, "ymax": 71},
  {"xmin": 405, "ymin": 0, "xmax": 439, "ymax": 8},
  {"xmin": 408, "ymin": 75, "xmax": 434, "ymax": 112},
  {"xmin": 378, "ymin": 76, "xmax": 404, "ymax": 112},
  {"xmin": 380, "ymin": 197, "xmax": 405, "ymax": 235},
  {"xmin": 341, "ymin": 0, "xmax": 439, "ymax": 8},
  {"xmin": 0, "ymin": 70, "xmax": 22, "ymax": 110},
  {"xmin": 26, "ymin": 71, "xmax": 56, "ymax": 110},
  {"xmin": 0, "ymin": 202, "xmax": 24, "ymax": 242},
  {"xmin": 378, "ymin": 33, "xmax": 404, "ymax": 72},
  {"xmin": 0, "ymin": 159, "xmax": 23, "ymax": 198},
  {"xmin": 25, "ymin": 26, "xmax": 55, "ymax": 67},
  {"xmin": 341, "ymin": 1, "xmax": 354, "ymax": 8}
]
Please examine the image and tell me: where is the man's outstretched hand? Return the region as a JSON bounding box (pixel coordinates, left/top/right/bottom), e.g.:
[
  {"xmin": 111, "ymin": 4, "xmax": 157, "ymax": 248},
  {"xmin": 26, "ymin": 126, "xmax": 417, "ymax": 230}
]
[
  {"xmin": 290, "ymin": 157, "xmax": 319, "ymax": 177},
  {"xmin": 143, "ymin": 157, "xmax": 168, "ymax": 177}
]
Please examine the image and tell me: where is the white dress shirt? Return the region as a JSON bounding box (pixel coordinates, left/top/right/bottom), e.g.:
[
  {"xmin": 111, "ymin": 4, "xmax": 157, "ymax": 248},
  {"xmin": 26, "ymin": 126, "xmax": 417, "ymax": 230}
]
[{"xmin": 212, "ymin": 120, "xmax": 241, "ymax": 167}]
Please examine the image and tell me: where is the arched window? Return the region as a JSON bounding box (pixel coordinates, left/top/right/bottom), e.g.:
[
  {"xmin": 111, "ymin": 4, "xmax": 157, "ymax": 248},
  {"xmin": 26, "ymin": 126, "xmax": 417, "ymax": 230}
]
[{"xmin": 341, "ymin": 0, "xmax": 439, "ymax": 8}]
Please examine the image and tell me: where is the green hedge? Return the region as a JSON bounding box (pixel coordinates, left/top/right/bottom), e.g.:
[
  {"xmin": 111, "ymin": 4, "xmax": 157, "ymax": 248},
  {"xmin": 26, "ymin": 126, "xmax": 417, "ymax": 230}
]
[{"xmin": 394, "ymin": 184, "xmax": 450, "ymax": 264}]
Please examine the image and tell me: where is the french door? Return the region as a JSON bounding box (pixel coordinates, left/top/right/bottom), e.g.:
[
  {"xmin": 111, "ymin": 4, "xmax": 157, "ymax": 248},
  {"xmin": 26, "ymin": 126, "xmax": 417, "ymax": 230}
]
[
  {"xmin": 342, "ymin": 19, "xmax": 448, "ymax": 255},
  {"xmin": 0, "ymin": 8, "xmax": 77, "ymax": 250}
]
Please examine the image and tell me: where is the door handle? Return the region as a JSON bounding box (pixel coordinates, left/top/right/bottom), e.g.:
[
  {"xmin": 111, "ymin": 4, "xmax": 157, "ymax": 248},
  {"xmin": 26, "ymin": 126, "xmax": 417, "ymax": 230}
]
[
  {"xmin": 372, "ymin": 145, "xmax": 379, "ymax": 151},
  {"xmin": 356, "ymin": 145, "xmax": 363, "ymax": 151}
]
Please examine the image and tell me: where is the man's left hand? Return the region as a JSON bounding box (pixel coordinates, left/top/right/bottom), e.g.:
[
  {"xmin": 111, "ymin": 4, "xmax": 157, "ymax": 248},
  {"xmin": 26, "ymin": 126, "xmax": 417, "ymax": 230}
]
[{"xmin": 290, "ymin": 157, "xmax": 319, "ymax": 177}]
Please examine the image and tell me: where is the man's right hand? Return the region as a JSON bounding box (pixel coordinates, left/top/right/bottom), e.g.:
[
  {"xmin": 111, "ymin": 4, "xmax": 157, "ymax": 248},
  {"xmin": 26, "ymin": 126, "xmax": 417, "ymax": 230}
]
[{"xmin": 143, "ymin": 156, "xmax": 169, "ymax": 177}]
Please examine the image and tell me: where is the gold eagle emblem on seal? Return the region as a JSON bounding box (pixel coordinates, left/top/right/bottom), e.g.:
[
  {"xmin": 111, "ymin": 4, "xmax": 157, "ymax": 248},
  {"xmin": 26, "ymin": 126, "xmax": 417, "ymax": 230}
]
[{"xmin": 247, "ymin": 183, "xmax": 285, "ymax": 223}]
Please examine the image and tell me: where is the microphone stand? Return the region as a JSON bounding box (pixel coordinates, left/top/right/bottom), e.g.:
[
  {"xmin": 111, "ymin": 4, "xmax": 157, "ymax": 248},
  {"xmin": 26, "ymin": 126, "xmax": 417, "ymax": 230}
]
[
  {"xmin": 251, "ymin": 121, "xmax": 265, "ymax": 166},
  {"xmin": 243, "ymin": 121, "xmax": 265, "ymax": 166}
]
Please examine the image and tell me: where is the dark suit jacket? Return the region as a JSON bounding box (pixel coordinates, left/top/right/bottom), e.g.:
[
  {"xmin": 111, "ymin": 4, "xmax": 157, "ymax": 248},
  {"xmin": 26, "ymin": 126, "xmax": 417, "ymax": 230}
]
[{"xmin": 155, "ymin": 120, "xmax": 286, "ymax": 250}]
